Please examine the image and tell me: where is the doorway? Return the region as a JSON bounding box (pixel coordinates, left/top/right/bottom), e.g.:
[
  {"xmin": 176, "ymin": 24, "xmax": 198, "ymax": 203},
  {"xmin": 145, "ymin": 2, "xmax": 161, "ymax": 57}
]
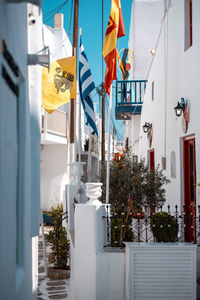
[{"xmin": 183, "ymin": 136, "xmax": 196, "ymax": 243}]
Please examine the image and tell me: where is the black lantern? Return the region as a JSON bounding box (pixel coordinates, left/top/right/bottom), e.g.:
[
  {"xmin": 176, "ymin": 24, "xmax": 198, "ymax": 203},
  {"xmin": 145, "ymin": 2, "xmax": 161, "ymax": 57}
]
[
  {"xmin": 143, "ymin": 122, "xmax": 150, "ymax": 133},
  {"xmin": 174, "ymin": 98, "xmax": 185, "ymax": 117}
]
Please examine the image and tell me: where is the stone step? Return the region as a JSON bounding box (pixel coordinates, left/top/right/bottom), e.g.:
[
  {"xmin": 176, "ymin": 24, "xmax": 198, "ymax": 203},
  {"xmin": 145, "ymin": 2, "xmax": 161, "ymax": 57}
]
[
  {"xmin": 48, "ymin": 294, "xmax": 68, "ymax": 299},
  {"xmin": 47, "ymin": 286, "xmax": 66, "ymax": 292},
  {"xmin": 47, "ymin": 281, "xmax": 66, "ymax": 286}
]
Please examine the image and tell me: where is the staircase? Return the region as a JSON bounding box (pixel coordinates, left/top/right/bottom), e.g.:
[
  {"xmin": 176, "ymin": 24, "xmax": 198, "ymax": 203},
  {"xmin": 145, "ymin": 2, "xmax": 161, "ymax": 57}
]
[{"xmin": 37, "ymin": 226, "xmax": 72, "ymax": 300}]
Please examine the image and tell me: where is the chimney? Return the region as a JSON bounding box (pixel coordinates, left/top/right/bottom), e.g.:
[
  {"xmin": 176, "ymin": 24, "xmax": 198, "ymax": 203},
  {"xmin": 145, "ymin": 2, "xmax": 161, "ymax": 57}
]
[{"xmin": 54, "ymin": 13, "xmax": 63, "ymax": 29}]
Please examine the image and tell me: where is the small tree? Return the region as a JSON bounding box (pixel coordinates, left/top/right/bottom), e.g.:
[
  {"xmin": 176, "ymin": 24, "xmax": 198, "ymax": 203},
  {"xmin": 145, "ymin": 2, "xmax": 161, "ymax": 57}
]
[
  {"xmin": 143, "ymin": 165, "xmax": 170, "ymax": 208},
  {"xmin": 99, "ymin": 151, "xmax": 170, "ymax": 209}
]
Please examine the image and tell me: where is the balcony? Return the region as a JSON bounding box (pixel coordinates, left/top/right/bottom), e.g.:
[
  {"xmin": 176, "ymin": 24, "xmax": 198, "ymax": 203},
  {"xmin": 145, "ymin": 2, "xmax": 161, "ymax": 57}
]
[
  {"xmin": 115, "ymin": 80, "xmax": 147, "ymax": 120},
  {"xmin": 41, "ymin": 109, "xmax": 69, "ymax": 144}
]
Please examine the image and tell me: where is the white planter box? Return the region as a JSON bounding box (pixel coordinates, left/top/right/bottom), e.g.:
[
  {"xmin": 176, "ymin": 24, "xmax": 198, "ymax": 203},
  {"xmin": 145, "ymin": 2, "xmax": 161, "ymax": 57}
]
[{"xmin": 125, "ymin": 243, "xmax": 197, "ymax": 300}]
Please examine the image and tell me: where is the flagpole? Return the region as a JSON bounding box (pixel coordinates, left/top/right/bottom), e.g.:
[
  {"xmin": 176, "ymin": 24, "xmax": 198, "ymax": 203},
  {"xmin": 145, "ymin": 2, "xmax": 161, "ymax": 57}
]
[
  {"xmin": 77, "ymin": 27, "xmax": 82, "ymax": 202},
  {"xmin": 87, "ymin": 131, "xmax": 92, "ymax": 182},
  {"xmin": 78, "ymin": 28, "xmax": 82, "ymax": 163},
  {"xmin": 105, "ymin": 84, "xmax": 112, "ymax": 204}
]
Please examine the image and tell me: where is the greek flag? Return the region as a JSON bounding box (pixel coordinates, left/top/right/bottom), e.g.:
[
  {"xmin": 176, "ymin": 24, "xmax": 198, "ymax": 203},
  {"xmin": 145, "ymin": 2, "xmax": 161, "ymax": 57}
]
[{"xmin": 79, "ymin": 36, "xmax": 98, "ymax": 136}]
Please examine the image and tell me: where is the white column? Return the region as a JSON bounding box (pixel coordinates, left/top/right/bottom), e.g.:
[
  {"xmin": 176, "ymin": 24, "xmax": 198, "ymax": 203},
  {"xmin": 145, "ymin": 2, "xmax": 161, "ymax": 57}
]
[{"xmin": 72, "ymin": 184, "xmax": 107, "ymax": 300}]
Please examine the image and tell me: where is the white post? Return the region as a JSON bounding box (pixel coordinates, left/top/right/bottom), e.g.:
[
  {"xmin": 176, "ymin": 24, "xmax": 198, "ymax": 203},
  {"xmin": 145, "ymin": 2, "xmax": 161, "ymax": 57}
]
[
  {"xmin": 105, "ymin": 85, "xmax": 112, "ymax": 204},
  {"xmin": 72, "ymin": 183, "xmax": 107, "ymax": 300}
]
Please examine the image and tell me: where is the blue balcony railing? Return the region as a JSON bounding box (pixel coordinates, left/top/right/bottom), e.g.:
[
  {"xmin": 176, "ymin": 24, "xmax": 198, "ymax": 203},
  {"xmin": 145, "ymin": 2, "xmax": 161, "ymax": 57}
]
[{"xmin": 115, "ymin": 80, "xmax": 147, "ymax": 120}]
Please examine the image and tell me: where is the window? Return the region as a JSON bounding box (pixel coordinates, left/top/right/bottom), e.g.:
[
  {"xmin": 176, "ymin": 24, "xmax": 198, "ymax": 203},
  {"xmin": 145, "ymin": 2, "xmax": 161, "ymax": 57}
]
[{"xmin": 185, "ymin": 0, "xmax": 192, "ymax": 50}]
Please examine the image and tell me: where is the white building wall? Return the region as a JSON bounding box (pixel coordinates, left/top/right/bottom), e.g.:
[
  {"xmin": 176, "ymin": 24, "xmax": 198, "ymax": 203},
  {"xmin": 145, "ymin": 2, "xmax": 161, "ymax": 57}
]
[
  {"xmin": 125, "ymin": 115, "xmax": 141, "ymax": 154},
  {"xmin": 128, "ymin": 0, "xmax": 163, "ymax": 80},
  {"xmin": 137, "ymin": 0, "xmax": 200, "ymax": 209},
  {"xmin": 125, "ymin": 0, "xmax": 164, "ymax": 157},
  {"xmin": 41, "ymin": 144, "xmax": 68, "ymax": 211},
  {"xmin": 96, "ymin": 252, "xmax": 125, "ymax": 300},
  {"xmin": 0, "ymin": 2, "xmax": 41, "ymax": 299}
]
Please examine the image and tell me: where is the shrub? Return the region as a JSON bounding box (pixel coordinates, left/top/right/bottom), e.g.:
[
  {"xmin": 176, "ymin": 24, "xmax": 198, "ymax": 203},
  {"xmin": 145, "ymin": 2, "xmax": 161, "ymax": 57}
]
[
  {"xmin": 111, "ymin": 216, "xmax": 133, "ymax": 247},
  {"xmin": 150, "ymin": 212, "xmax": 179, "ymax": 242},
  {"xmin": 46, "ymin": 204, "xmax": 70, "ymax": 269}
]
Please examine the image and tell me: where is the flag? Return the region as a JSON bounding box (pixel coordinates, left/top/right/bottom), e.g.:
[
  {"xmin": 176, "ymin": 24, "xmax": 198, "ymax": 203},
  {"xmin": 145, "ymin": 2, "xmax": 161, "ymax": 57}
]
[
  {"xmin": 42, "ymin": 56, "xmax": 76, "ymax": 113},
  {"xmin": 103, "ymin": 0, "xmax": 125, "ymax": 95},
  {"xmin": 79, "ymin": 35, "xmax": 98, "ymax": 136}
]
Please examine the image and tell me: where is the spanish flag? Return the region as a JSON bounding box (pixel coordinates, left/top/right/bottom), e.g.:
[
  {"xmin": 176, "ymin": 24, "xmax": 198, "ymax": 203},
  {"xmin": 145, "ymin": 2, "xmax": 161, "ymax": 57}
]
[
  {"xmin": 42, "ymin": 56, "xmax": 76, "ymax": 113},
  {"xmin": 103, "ymin": 0, "xmax": 125, "ymax": 95}
]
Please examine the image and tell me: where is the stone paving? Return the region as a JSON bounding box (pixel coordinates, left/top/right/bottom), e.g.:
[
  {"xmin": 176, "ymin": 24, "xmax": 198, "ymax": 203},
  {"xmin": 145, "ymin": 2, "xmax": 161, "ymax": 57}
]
[{"xmin": 37, "ymin": 226, "xmax": 72, "ymax": 300}]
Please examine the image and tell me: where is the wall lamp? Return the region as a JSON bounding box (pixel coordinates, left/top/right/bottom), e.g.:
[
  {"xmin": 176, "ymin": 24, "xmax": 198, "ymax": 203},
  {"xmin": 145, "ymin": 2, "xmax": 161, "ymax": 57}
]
[
  {"xmin": 143, "ymin": 122, "xmax": 151, "ymax": 133},
  {"xmin": 174, "ymin": 97, "xmax": 185, "ymax": 117}
]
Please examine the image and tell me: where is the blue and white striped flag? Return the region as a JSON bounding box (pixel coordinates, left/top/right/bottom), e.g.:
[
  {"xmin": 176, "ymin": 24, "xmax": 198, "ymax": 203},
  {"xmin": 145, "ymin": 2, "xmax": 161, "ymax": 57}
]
[{"xmin": 79, "ymin": 35, "xmax": 98, "ymax": 136}]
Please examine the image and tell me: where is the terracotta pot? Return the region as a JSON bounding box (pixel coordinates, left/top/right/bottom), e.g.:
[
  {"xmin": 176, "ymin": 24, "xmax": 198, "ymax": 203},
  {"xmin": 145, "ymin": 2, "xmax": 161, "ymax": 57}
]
[{"xmin": 47, "ymin": 266, "xmax": 70, "ymax": 280}]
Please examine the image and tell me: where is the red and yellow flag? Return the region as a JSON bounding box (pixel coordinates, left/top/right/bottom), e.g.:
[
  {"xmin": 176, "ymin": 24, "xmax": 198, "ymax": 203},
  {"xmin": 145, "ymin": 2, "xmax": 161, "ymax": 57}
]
[{"xmin": 103, "ymin": 0, "xmax": 125, "ymax": 95}]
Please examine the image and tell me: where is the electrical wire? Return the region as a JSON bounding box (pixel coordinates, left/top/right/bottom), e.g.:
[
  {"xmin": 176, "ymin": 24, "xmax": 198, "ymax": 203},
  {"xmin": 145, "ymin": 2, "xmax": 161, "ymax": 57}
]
[
  {"xmin": 68, "ymin": 0, "xmax": 74, "ymax": 37},
  {"xmin": 43, "ymin": 0, "xmax": 69, "ymax": 21},
  {"xmin": 43, "ymin": 4, "xmax": 65, "ymax": 18},
  {"xmin": 43, "ymin": 0, "xmax": 69, "ymax": 24}
]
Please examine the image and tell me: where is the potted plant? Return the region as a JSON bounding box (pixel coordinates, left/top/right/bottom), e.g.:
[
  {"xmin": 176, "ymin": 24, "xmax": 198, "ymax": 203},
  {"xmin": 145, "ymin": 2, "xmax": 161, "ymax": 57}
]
[{"xmin": 45, "ymin": 204, "xmax": 70, "ymax": 279}]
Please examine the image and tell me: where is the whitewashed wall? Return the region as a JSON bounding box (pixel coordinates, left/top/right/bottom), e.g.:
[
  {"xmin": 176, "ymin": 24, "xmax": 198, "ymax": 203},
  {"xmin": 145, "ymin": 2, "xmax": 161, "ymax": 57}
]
[
  {"xmin": 128, "ymin": 0, "xmax": 163, "ymax": 80},
  {"xmin": 124, "ymin": 115, "xmax": 141, "ymax": 155},
  {"xmin": 41, "ymin": 145, "xmax": 68, "ymax": 211},
  {"xmin": 125, "ymin": 0, "xmax": 164, "ymax": 157},
  {"xmin": 0, "ymin": 2, "xmax": 41, "ymax": 299},
  {"xmin": 137, "ymin": 0, "xmax": 200, "ymax": 209},
  {"xmin": 72, "ymin": 203, "xmax": 125, "ymax": 300},
  {"xmin": 96, "ymin": 251, "xmax": 125, "ymax": 300}
]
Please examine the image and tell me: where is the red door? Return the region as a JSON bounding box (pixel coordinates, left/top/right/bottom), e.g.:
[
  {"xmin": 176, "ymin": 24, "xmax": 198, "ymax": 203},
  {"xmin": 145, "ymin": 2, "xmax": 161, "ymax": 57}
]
[
  {"xmin": 149, "ymin": 149, "xmax": 155, "ymax": 214},
  {"xmin": 149, "ymin": 149, "xmax": 155, "ymax": 171},
  {"xmin": 183, "ymin": 137, "xmax": 196, "ymax": 243}
]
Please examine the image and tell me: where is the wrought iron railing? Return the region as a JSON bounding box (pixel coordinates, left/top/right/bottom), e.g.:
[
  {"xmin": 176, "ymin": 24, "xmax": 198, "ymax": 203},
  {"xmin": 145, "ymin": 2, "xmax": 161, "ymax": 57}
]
[{"xmin": 103, "ymin": 204, "xmax": 200, "ymax": 248}]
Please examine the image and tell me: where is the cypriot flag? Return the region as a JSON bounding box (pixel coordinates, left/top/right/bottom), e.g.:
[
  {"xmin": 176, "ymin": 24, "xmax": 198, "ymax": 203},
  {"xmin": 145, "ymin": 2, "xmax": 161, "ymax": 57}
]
[{"xmin": 42, "ymin": 56, "xmax": 76, "ymax": 113}]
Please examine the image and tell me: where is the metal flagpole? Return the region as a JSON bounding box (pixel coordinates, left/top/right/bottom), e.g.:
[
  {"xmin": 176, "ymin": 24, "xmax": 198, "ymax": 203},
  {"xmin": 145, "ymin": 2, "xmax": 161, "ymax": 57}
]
[
  {"xmin": 78, "ymin": 27, "xmax": 82, "ymax": 163},
  {"xmin": 105, "ymin": 84, "xmax": 112, "ymax": 204}
]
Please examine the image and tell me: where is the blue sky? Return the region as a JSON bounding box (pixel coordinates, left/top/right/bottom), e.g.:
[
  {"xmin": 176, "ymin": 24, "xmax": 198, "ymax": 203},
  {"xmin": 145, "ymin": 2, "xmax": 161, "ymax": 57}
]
[{"xmin": 42, "ymin": 0, "xmax": 133, "ymax": 142}]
